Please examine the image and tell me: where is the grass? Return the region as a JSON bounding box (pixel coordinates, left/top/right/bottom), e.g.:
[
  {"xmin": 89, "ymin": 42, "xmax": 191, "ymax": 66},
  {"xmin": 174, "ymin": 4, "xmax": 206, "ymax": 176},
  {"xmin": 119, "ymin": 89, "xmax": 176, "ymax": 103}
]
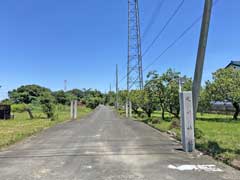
[
  {"xmin": 196, "ymin": 119, "xmax": 240, "ymax": 163},
  {"xmin": 0, "ymin": 106, "xmax": 92, "ymax": 149},
  {"xmin": 129, "ymin": 110, "xmax": 240, "ymax": 167}
]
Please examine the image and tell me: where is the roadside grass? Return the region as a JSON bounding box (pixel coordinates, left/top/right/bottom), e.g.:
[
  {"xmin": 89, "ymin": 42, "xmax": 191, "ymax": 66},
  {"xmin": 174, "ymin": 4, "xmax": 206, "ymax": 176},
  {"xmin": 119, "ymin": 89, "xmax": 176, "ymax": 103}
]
[
  {"xmin": 127, "ymin": 110, "xmax": 240, "ymax": 167},
  {"xmin": 0, "ymin": 106, "xmax": 92, "ymax": 149}
]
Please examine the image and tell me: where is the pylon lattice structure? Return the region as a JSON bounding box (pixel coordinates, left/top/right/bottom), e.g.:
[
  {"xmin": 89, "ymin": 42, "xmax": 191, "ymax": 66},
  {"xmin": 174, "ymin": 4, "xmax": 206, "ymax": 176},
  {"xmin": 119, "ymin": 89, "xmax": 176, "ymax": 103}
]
[{"xmin": 127, "ymin": 0, "xmax": 143, "ymax": 91}]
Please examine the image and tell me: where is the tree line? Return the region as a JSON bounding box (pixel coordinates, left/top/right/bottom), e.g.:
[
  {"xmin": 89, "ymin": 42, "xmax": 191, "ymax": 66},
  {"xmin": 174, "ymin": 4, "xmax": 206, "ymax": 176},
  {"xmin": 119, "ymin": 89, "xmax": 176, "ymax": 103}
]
[
  {"xmin": 2, "ymin": 66, "xmax": 239, "ymax": 120},
  {"xmin": 112, "ymin": 67, "xmax": 240, "ymax": 120},
  {"xmin": 2, "ymin": 86, "xmax": 105, "ymax": 119}
]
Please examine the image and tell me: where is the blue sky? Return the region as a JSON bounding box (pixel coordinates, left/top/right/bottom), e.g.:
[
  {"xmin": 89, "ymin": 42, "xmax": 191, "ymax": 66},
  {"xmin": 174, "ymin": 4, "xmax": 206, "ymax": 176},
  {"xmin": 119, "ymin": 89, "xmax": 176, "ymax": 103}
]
[{"xmin": 0, "ymin": 0, "xmax": 239, "ymax": 99}]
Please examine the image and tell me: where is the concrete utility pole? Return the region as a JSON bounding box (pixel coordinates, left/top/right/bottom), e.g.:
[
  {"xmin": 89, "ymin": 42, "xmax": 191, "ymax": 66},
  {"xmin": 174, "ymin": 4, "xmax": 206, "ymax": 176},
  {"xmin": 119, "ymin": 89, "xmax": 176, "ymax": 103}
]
[
  {"xmin": 115, "ymin": 64, "xmax": 119, "ymax": 110},
  {"xmin": 70, "ymin": 100, "xmax": 78, "ymax": 120},
  {"xmin": 64, "ymin": 80, "xmax": 67, "ymax": 92},
  {"xmin": 192, "ymin": 0, "xmax": 212, "ymax": 120}
]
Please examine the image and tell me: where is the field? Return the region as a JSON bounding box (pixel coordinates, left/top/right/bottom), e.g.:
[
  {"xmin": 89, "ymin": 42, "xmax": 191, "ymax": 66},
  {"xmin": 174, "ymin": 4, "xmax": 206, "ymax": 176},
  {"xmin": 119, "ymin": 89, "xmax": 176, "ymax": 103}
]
[
  {"xmin": 0, "ymin": 106, "xmax": 92, "ymax": 149},
  {"xmin": 125, "ymin": 110, "xmax": 240, "ymax": 168}
]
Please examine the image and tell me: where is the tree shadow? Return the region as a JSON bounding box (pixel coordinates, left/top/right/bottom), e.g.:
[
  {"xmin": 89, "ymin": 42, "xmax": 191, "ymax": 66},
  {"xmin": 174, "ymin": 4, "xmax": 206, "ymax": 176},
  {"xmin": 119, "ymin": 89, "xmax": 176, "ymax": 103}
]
[{"xmin": 196, "ymin": 140, "xmax": 239, "ymax": 164}]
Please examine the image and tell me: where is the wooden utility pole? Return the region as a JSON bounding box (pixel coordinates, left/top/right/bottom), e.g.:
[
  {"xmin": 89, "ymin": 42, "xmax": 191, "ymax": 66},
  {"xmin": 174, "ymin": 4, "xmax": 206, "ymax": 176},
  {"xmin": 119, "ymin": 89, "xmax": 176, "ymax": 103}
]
[{"xmin": 192, "ymin": 0, "xmax": 212, "ymax": 120}]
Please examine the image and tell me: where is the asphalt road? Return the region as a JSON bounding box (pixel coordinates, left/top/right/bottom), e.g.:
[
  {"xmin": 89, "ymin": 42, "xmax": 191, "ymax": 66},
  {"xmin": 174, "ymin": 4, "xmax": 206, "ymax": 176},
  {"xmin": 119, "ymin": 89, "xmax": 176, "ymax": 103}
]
[{"xmin": 0, "ymin": 105, "xmax": 239, "ymax": 180}]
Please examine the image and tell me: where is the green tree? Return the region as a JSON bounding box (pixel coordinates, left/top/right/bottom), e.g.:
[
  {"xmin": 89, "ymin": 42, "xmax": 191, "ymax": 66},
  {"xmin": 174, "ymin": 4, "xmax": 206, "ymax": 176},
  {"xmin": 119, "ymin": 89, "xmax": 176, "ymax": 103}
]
[
  {"xmin": 146, "ymin": 69, "xmax": 191, "ymax": 119},
  {"xmin": 129, "ymin": 90, "xmax": 143, "ymax": 116},
  {"xmin": 8, "ymin": 85, "xmax": 51, "ymax": 104},
  {"xmin": 52, "ymin": 90, "xmax": 68, "ymax": 105},
  {"xmin": 205, "ymin": 68, "xmax": 240, "ymax": 119},
  {"xmin": 198, "ymin": 88, "xmax": 211, "ymax": 115},
  {"xmin": 104, "ymin": 91, "xmax": 116, "ymax": 106},
  {"xmin": 85, "ymin": 96, "xmax": 102, "ymax": 109},
  {"xmin": 11, "ymin": 103, "xmax": 34, "ymax": 119},
  {"xmin": 146, "ymin": 71, "xmax": 166, "ymax": 119},
  {"xmin": 130, "ymin": 89, "xmax": 156, "ymax": 118},
  {"xmin": 39, "ymin": 92, "xmax": 56, "ymax": 119},
  {"xmin": 67, "ymin": 89, "xmax": 84, "ymax": 101},
  {"xmin": 82, "ymin": 89, "xmax": 104, "ymax": 109},
  {"xmin": 118, "ymin": 90, "xmax": 128, "ymax": 108}
]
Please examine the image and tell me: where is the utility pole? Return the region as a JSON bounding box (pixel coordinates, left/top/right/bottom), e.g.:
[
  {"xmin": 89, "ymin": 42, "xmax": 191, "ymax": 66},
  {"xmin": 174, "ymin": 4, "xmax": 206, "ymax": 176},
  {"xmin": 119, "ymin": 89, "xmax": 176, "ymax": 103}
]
[
  {"xmin": 192, "ymin": 0, "xmax": 212, "ymax": 120},
  {"xmin": 127, "ymin": 0, "xmax": 143, "ymax": 117},
  {"xmin": 64, "ymin": 80, "xmax": 67, "ymax": 92},
  {"xmin": 115, "ymin": 64, "xmax": 119, "ymax": 110}
]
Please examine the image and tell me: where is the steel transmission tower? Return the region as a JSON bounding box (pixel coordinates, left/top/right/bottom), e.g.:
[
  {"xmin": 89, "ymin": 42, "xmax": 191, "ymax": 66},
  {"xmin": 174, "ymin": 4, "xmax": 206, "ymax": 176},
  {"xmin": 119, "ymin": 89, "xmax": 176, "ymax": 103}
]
[{"xmin": 127, "ymin": 0, "xmax": 143, "ymax": 91}]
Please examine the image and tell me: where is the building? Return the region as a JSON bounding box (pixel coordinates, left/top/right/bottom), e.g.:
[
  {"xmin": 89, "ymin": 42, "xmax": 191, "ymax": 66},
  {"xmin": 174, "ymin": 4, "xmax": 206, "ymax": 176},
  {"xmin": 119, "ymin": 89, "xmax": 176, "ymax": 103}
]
[
  {"xmin": 0, "ymin": 105, "xmax": 11, "ymax": 120},
  {"xmin": 225, "ymin": 61, "xmax": 240, "ymax": 70}
]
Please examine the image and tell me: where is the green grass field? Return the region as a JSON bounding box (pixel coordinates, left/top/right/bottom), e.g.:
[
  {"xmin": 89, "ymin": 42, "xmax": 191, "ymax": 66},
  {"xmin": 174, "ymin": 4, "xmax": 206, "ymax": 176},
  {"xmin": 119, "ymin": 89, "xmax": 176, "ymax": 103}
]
[
  {"xmin": 0, "ymin": 106, "xmax": 92, "ymax": 149},
  {"xmin": 132, "ymin": 111, "xmax": 240, "ymax": 167}
]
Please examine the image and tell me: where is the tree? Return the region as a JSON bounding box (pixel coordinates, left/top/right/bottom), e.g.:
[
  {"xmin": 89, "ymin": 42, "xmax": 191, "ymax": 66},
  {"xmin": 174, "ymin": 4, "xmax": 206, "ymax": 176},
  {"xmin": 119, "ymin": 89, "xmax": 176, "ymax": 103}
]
[
  {"xmin": 8, "ymin": 85, "xmax": 51, "ymax": 104},
  {"xmin": 198, "ymin": 88, "xmax": 211, "ymax": 115},
  {"xmin": 52, "ymin": 90, "xmax": 68, "ymax": 105},
  {"xmin": 39, "ymin": 92, "xmax": 56, "ymax": 119},
  {"xmin": 67, "ymin": 89, "xmax": 84, "ymax": 101},
  {"xmin": 146, "ymin": 71, "xmax": 166, "ymax": 119},
  {"xmin": 129, "ymin": 90, "xmax": 143, "ymax": 116},
  {"xmin": 104, "ymin": 91, "xmax": 115, "ymax": 106},
  {"xmin": 142, "ymin": 86, "xmax": 157, "ymax": 118},
  {"xmin": 11, "ymin": 103, "xmax": 34, "ymax": 119},
  {"xmin": 205, "ymin": 68, "xmax": 240, "ymax": 119},
  {"xmin": 118, "ymin": 90, "xmax": 128, "ymax": 108},
  {"xmin": 82, "ymin": 89, "xmax": 104, "ymax": 109},
  {"xmin": 146, "ymin": 69, "xmax": 192, "ymax": 119},
  {"xmin": 85, "ymin": 96, "xmax": 102, "ymax": 109},
  {"xmin": 130, "ymin": 88, "xmax": 156, "ymax": 118}
]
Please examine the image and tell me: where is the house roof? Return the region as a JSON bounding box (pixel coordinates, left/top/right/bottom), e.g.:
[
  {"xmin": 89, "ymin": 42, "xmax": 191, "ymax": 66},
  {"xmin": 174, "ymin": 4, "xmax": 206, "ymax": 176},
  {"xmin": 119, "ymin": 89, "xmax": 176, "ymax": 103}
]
[{"xmin": 226, "ymin": 61, "xmax": 240, "ymax": 68}]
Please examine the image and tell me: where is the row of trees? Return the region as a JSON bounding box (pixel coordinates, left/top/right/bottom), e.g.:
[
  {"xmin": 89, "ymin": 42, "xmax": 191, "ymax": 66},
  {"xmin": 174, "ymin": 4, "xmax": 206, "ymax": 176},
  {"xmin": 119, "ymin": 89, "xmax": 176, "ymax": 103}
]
[
  {"xmin": 200, "ymin": 67, "xmax": 240, "ymax": 119},
  {"xmin": 108, "ymin": 67, "xmax": 240, "ymax": 120},
  {"xmin": 2, "ymin": 85, "xmax": 105, "ymax": 119},
  {"xmin": 115, "ymin": 69, "xmax": 192, "ymax": 119}
]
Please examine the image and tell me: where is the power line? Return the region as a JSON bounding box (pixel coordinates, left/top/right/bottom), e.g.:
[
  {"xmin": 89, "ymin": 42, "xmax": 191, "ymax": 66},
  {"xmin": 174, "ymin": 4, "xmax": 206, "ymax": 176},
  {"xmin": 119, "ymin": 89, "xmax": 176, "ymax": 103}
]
[
  {"xmin": 128, "ymin": 17, "xmax": 202, "ymax": 90},
  {"xmin": 121, "ymin": 14, "xmax": 199, "ymax": 90},
  {"xmin": 117, "ymin": 0, "xmax": 220, "ymax": 90},
  {"xmin": 143, "ymin": 17, "xmax": 202, "ymax": 73},
  {"xmin": 142, "ymin": 0, "xmax": 165, "ymax": 40},
  {"xmin": 142, "ymin": 0, "xmax": 220, "ymax": 74},
  {"xmin": 142, "ymin": 0, "xmax": 185, "ymax": 57}
]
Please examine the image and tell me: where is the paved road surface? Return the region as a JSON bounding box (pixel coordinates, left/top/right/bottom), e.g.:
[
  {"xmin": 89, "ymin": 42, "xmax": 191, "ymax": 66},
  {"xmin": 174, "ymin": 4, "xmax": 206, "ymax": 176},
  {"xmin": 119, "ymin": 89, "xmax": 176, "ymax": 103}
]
[{"xmin": 0, "ymin": 106, "xmax": 239, "ymax": 180}]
